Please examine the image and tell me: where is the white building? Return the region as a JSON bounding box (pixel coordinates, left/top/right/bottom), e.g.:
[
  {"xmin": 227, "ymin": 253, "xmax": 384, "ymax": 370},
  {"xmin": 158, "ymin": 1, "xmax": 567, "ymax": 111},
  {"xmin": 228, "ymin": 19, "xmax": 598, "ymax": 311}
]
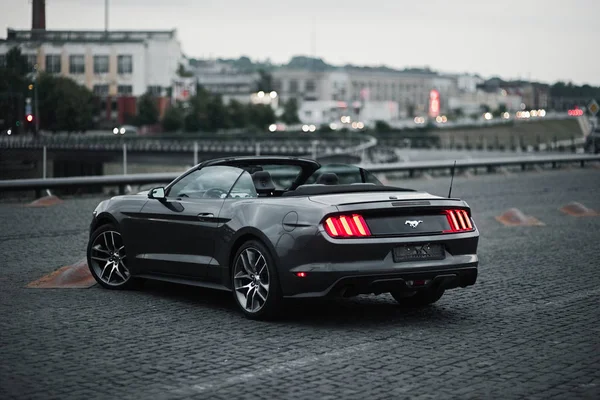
[
  {"xmin": 272, "ymin": 67, "xmax": 459, "ymax": 120},
  {"xmin": 193, "ymin": 60, "xmax": 260, "ymax": 104},
  {"xmin": 448, "ymin": 89, "xmax": 523, "ymax": 116},
  {"xmin": 0, "ymin": 29, "xmax": 183, "ymax": 98}
]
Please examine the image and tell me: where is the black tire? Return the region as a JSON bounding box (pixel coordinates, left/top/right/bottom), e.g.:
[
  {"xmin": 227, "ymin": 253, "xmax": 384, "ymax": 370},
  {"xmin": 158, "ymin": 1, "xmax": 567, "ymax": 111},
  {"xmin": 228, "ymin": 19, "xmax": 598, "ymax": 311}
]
[
  {"xmin": 231, "ymin": 239, "xmax": 283, "ymax": 320},
  {"xmin": 390, "ymin": 286, "xmax": 445, "ymax": 307},
  {"xmin": 87, "ymin": 223, "xmax": 140, "ymax": 290}
]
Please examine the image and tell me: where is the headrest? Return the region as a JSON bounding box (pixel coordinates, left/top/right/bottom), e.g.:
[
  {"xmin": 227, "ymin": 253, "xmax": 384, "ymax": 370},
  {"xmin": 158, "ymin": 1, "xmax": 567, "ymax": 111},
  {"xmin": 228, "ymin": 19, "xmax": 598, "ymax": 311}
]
[
  {"xmin": 252, "ymin": 171, "xmax": 276, "ymax": 194},
  {"xmin": 316, "ymin": 172, "xmax": 339, "ymax": 185}
]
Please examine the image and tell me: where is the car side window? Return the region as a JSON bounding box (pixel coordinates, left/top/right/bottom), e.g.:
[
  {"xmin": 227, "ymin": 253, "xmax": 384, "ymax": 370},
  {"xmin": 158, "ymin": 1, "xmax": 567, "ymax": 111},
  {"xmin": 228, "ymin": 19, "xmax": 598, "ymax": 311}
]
[
  {"xmin": 227, "ymin": 171, "xmax": 258, "ymax": 198},
  {"xmin": 167, "ymin": 166, "xmax": 243, "ymax": 199}
]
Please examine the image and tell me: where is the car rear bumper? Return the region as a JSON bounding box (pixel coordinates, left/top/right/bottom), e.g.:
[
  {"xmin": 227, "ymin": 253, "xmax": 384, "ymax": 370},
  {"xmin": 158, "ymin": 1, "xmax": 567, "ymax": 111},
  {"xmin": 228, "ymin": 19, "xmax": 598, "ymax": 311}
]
[{"xmin": 280, "ymin": 254, "xmax": 478, "ymax": 298}]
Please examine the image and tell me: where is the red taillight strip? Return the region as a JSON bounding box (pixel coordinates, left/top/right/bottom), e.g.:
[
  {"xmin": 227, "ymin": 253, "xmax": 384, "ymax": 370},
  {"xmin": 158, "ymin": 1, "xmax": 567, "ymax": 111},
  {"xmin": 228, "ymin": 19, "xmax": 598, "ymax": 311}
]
[
  {"xmin": 444, "ymin": 209, "xmax": 474, "ymax": 233},
  {"xmin": 323, "ymin": 214, "xmax": 371, "ymax": 238}
]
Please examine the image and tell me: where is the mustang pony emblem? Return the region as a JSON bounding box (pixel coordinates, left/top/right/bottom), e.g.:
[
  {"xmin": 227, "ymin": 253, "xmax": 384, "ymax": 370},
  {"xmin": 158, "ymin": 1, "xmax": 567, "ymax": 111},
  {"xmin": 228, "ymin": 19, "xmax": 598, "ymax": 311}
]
[{"xmin": 405, "ymin": 220, "xmax": 423, "ymax": 228}]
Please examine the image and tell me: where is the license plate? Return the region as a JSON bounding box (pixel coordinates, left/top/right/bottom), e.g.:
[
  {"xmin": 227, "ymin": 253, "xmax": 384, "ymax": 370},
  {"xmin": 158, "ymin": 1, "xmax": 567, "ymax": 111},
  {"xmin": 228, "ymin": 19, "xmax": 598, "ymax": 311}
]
[{"xmin": 393, "ymin": 243, "xmax": 445, "ymax": 262}]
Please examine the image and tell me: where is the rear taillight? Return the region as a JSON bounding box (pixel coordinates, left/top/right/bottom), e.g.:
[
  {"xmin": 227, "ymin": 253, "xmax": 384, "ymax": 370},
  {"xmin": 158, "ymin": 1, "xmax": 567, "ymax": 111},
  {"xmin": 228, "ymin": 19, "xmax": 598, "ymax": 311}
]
[
  {"xmin": 444, "ymin": 209, "xmax": 473, "ymax": 232},
  {"xmin": 323, "ymin": 214, "xmax": 371, "ymax": 238}
]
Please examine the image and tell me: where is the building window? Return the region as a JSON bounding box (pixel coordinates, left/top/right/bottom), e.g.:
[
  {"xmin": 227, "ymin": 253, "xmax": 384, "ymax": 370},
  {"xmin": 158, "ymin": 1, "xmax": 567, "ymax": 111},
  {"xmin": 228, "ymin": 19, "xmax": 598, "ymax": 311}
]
[
  {"xmin": 305, "ymin": 80, "xmax": 316, "ymax": 92},
  {"xmin": 117, "ymin": 85, "xmax": 133, "ymax": 95},
  {"xmin": 69, "ymin": 55, "xmax": 85, "ymax": 74},
  {"xmin": 93, "ymin": 84, "xmax": 109, "ymax": 96},
  {"xmin": 45, "ymin": 55, "xmax": 61, "ymax": 73},
  {"xmin": 93, "ymin": 55, "xmax": 109, "ymax": 74},
  {"xmin": 148, "ymin": 85, "xmax": 162, "ymax": 96},
  {"xmin": 289, "ymin": 80, "xmax": 298, "ymax": 93},
  {"xmin": 117, "ymin": 55, "xmax": 133, "ymax": 74}
]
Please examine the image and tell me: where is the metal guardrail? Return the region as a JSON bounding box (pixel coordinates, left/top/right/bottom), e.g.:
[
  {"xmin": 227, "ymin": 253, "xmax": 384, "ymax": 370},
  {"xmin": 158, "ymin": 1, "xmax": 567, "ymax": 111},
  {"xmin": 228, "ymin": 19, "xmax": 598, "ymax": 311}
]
[{"xmin": 1, "ymin": 153, "xmax": 598, "ymax": 195}]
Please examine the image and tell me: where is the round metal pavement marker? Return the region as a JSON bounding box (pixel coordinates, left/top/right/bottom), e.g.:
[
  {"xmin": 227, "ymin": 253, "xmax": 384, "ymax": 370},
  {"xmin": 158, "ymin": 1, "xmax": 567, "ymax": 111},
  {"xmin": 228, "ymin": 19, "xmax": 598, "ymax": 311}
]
[
  {"xmin": 26, "ymin": 258, "xmax": 97, "ymax": 289},
  {"xmin": 559, "ymin": 202, "xmax": 599, "ymax": 217},
  {"xmin": 495, "ymin": 208, "xmax": 545, "ymax": 226}
]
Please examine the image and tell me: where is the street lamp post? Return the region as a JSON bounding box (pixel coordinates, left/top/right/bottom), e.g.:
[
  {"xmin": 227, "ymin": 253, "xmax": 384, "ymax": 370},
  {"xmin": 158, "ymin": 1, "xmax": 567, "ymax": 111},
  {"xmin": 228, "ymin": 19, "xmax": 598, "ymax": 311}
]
[{"xmin": 34, "ymin": 65, "xmax": 39, "ymax": 135}]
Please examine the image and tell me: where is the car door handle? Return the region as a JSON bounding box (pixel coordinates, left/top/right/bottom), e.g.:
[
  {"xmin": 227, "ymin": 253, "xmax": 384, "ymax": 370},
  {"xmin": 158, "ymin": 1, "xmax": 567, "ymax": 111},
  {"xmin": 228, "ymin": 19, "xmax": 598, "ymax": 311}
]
[{"xmin": 197, "ymin": 213, "xmax": 214, "ymax": 219}]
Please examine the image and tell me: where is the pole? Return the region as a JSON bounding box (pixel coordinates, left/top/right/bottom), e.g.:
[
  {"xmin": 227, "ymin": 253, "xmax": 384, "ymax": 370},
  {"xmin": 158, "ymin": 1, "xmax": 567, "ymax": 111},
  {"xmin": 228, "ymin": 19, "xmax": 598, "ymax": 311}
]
[
  {"xmin": 34, "ymin": 66, "xmax": 39, "ymax": 134},
  {"xmin": 193, "ymin": 141, "xmax": 198, "ymax": 165},
  {"xmin": 122, "ymin": 143, "xmax": 127, "ymax": 175},
  {"xmin": 105, "ymin": 0, "xmax": 109, "ymax": 32},
  {"xmin": 255, "ymin": 142, "xmax": 260, "ymax": 156},
  {"xmin": 42, "ymin": 145, "xmax": 46, "ymax": 179}
]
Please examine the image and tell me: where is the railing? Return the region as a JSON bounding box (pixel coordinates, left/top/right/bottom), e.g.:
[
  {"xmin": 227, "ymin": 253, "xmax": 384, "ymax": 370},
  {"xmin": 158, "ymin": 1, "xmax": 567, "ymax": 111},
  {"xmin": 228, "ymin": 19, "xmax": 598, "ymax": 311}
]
[{"xmin": 1, "ymin": 153, "xmax": 598, "ymax": 196}]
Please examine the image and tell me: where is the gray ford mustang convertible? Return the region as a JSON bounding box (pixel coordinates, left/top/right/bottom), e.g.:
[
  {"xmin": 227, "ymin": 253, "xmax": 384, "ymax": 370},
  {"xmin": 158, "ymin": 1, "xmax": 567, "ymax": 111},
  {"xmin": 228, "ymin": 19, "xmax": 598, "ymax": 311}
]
[{"xmin": 87, "ymin": 156, "xmax": 479, "ymax": 319}]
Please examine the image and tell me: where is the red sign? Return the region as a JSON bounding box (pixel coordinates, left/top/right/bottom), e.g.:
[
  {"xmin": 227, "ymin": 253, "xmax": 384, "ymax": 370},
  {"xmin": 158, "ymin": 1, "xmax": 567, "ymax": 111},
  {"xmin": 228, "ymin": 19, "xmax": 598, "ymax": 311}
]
[{"xmin": 429, "ymin": 90, "xmax": 440, "ymax": 118}]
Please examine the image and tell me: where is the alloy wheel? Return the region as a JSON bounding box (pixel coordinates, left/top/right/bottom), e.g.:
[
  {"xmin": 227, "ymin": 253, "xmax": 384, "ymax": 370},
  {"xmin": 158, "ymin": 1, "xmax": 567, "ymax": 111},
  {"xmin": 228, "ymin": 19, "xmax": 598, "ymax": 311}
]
[
  {"xmin": 89, "ymin": 230, "xmax": 130, "ymax": 287},
  {"xmin": 233, "ymin": 247, "xmax": 270, "ymax": 313}
]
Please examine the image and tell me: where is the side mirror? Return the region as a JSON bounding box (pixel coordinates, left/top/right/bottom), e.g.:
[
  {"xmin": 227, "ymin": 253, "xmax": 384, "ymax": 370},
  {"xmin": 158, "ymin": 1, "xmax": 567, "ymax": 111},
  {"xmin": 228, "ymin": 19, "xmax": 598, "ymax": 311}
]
[{"xmin": 148, "ymin": 187, "xmax": 166, "ymax": 200}]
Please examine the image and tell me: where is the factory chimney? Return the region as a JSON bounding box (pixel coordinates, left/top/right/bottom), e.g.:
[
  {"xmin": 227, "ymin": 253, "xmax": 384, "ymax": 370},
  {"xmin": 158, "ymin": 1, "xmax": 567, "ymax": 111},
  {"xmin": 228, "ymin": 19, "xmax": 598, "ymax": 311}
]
[{"xmin": 32, "ymin": 0, "xmax": 46, "ymax": 30}]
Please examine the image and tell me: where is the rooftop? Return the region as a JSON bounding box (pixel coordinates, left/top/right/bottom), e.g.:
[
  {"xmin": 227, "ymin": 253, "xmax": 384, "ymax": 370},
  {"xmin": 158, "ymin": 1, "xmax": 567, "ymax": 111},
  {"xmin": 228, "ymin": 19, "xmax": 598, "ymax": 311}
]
[{"xmin": 2, "ymin": 28, "xmax": 177, "ymax": 43}]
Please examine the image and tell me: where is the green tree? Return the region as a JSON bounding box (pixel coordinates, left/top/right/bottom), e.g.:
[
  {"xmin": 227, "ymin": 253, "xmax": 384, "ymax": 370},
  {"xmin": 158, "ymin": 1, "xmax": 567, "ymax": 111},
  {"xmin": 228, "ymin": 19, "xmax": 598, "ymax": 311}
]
[
  {"xmin": 36, "ymin": 73, "xmax": 95, "ymax": 133},
  {"xmin": 247, "ymin": 104, "xmax": 275, "ymax": 129},
  {"xmin": 493, "ymin": 104, "xmax": 507, "ymax": 117},
  {"xmin": 136, "ymin": 92, "xmax": 159, "ymax": 126},
  {"xmin": 256, "ymin": 69, "xmax": 274, "ymax": 92},
  {"xmin": 281, "ymin": 98, "xmax": 300, "ymax": 124},
  {"xmin": 206, "ymin": 93, "xmax": 229, "ymax": 131},
  {"xmin": 0, "ymin": 47, "xmax": 30, "ymax": 132},
  {"xmin": 227, "ymin": 99, "xmax": 248, "ymax": 128},
  {"xmin": 161, "ymin": 103, "xmax": 184, "ymax": 132}
]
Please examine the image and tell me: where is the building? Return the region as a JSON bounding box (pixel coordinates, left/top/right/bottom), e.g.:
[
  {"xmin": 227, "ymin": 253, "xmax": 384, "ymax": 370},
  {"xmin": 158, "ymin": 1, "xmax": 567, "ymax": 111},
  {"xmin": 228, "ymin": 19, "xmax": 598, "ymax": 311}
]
[
  {"xmin": 192, "ymin": 59, "xmax": 259, "ymax": 104},
  {"xmin": 447, "ymin": 89, "xmax": 523, "ymax": 116},
  {"xmin": 0, "ymin": 24, "xmax": 183, "ymax": 126},
  {"xmin": 272, "ymin": 67, "xmax": 459, "ymax": 121}
]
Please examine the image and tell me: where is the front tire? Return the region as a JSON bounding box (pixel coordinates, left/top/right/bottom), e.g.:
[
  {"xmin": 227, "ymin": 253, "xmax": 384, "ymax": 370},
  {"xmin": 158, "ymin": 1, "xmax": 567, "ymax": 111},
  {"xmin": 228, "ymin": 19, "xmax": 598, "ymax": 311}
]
[
  {"xmin": 87, "ymin": 223, "xmax": 137, "ymax": 290},
  {"xmin": 390, "ymin": 287, "xmax": 445, "ymax": 307},
  {"xmin": 231, "ymin": 240, "xmax": 282, "ymax": 320}
]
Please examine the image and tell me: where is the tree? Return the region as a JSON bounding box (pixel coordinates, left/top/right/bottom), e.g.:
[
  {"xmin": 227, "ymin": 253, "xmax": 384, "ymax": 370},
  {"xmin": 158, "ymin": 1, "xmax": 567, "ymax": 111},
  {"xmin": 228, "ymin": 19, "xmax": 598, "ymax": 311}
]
[
  {"xmin": 0, "ymin": 47, "xmax": 30, "ymax": 132},
  {"xmin": 36, "ymin": 73, "xmax": 95, "ymax": 133},
  {"xmin": 247, "ymin": 104, "xmax": 275, "ymax": 129},
  {"xmin": 161, "ymin": 103, "xmax": 184, "ymax": 132},
  {"xmin": 256, "ymin": 69, "xmax": 274, "ymax": 92},
  {"xmin": 493, "ymin": 104, "xmax": 507, "ymax": 117},
  {"xmin": 281, "ymin": 98, "xmax": 300, "ymax": 124},
  {"xmin": 136, "ymin": 92, "xmax": 159, "ymax": 126},
  {"xmin": 227, "ymin": 99, "xmax": 248, "ymax": 128}
]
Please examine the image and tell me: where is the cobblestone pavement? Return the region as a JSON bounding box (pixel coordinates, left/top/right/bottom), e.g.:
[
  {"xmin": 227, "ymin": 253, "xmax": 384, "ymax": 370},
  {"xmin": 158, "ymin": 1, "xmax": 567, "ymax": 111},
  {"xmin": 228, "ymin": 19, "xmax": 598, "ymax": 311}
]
[{"xmin": 1, "ymin": 168, "xmax": 599, "ymax": 400}]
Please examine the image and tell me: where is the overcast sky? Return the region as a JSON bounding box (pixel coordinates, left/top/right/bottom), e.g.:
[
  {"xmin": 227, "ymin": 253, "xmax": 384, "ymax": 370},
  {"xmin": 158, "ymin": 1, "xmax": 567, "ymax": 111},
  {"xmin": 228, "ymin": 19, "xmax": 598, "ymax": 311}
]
[{"xmin": 1, "ymin": 0, "xmax": 599, "ymax": 85}]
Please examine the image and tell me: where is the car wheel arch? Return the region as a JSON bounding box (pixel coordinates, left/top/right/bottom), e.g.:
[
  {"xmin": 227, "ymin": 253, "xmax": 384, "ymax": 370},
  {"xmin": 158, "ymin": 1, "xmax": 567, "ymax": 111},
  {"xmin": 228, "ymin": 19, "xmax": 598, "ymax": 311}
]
[
  {"xmin": 92, "ymin": 212, "xmax": 120, "ymax": 234},
  {"xmin": 224, "ymin": 228, "xmax": 281, "ymax": 289}
]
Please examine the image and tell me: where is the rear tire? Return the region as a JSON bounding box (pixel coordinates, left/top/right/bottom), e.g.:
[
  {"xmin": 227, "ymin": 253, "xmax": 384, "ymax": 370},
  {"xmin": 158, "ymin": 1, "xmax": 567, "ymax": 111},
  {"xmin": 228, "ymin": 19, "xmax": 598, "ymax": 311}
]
[
  {"xmin": 231, "ymin": 240, "xmax": 283, "ymax": 320},
  {"xmin": 390, "ymin": 287, "xmax": 445, "ymax": 307}
]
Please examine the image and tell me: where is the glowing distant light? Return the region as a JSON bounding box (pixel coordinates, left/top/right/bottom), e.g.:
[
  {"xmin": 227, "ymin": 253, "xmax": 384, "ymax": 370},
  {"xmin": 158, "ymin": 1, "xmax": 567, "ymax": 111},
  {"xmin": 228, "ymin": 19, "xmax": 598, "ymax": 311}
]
[
  {"xmin": 113, "ymin": 128, "xmax": 119, "ymax": 134},
  {"xmin": 7, "ymin": 129, "xmax": 11, "ymax": 135},
  {"xmin": 329, "ymin": 123, "xmax": 338, "ymax": 130},
  {"xmin": 351, "ymin": 121, "xmax": 358, "ymax": 129},
  {"xmin": 257, "ymin": 91, "xmax": 265, "ymax": 98},
  {"xmin": 436, "ymin": 116, "xmax": 443, "ymax": 123},
  {"xmin": 539, "ymin": 109, "xmax": 546, "ymax": 117},
  {"xmin": 309, "ymin": 124, "xmax": 316, "ymax": 132},
  {"xmin": 357, "ymin": 122, "xmax": 364, "ymax": 129},
  {"xmin": 119, "ymin": 128, "xmax": 125, "ymax": 134},
  {"xmin": 484, "ymin": 112, "xmax": 492, "ymax": 120},
  {"xmin": 302, "ymin": 124, "xmax": 310, "ymax": 132},
  {"xmin": 26, "ymin": 114, "xmax": 33, "ymax": 122},
  {"xmin": 269, "ymin": 91, "xmax": 277, "ymax": 98},
  {"xmin": 441, "ymin": 116, "xmax": 447, "ymax": 123},
  {"xmin": 502, "ymin": 112, "xmax": 510, "ymax": 119},
  {"xmin": 268, "ymin": 124, "xmax": 277, "ymax": 132}
]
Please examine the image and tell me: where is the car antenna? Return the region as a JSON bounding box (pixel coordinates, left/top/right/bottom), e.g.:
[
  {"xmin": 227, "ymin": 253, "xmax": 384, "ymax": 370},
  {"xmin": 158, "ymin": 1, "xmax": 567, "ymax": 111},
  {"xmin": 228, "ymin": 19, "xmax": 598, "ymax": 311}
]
[{"xmin": 448, "ymin": 160, "xmax": 457, "ymax": 198}]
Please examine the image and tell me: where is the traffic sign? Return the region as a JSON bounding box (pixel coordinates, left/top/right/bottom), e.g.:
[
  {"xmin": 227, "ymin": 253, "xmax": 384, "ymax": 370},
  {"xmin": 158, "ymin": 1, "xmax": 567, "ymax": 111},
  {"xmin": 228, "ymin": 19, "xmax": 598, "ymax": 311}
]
[{"xmin": 588, "ymin": 99, "xmax": 599, "ymax": 116}]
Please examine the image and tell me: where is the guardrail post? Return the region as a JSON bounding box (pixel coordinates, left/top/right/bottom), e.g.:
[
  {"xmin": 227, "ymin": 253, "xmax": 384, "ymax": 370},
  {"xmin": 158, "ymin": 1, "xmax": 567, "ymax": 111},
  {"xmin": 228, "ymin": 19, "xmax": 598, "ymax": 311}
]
[
  {"xmin": 122, "ymin": 143, "xmax": 127, "ymax": 175},
  {"xmin": 193, "ymin": 141, "xmax": 198, "ymax": 165},
  {"xmin": 255, "ymin": 142, "xmax": 261, "ymax": 156}
]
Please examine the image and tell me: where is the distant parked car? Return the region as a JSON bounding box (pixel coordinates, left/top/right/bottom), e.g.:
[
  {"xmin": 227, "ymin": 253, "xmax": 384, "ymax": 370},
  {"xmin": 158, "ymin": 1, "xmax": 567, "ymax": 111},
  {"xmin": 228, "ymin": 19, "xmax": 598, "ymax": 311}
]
[
  {"xmin": 112, "ymin": 125, "xmax": 137, "ymax": 135},
  {"xmin": 584, "ymin": 127, "xmax": 600, "ymax": 154}
]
